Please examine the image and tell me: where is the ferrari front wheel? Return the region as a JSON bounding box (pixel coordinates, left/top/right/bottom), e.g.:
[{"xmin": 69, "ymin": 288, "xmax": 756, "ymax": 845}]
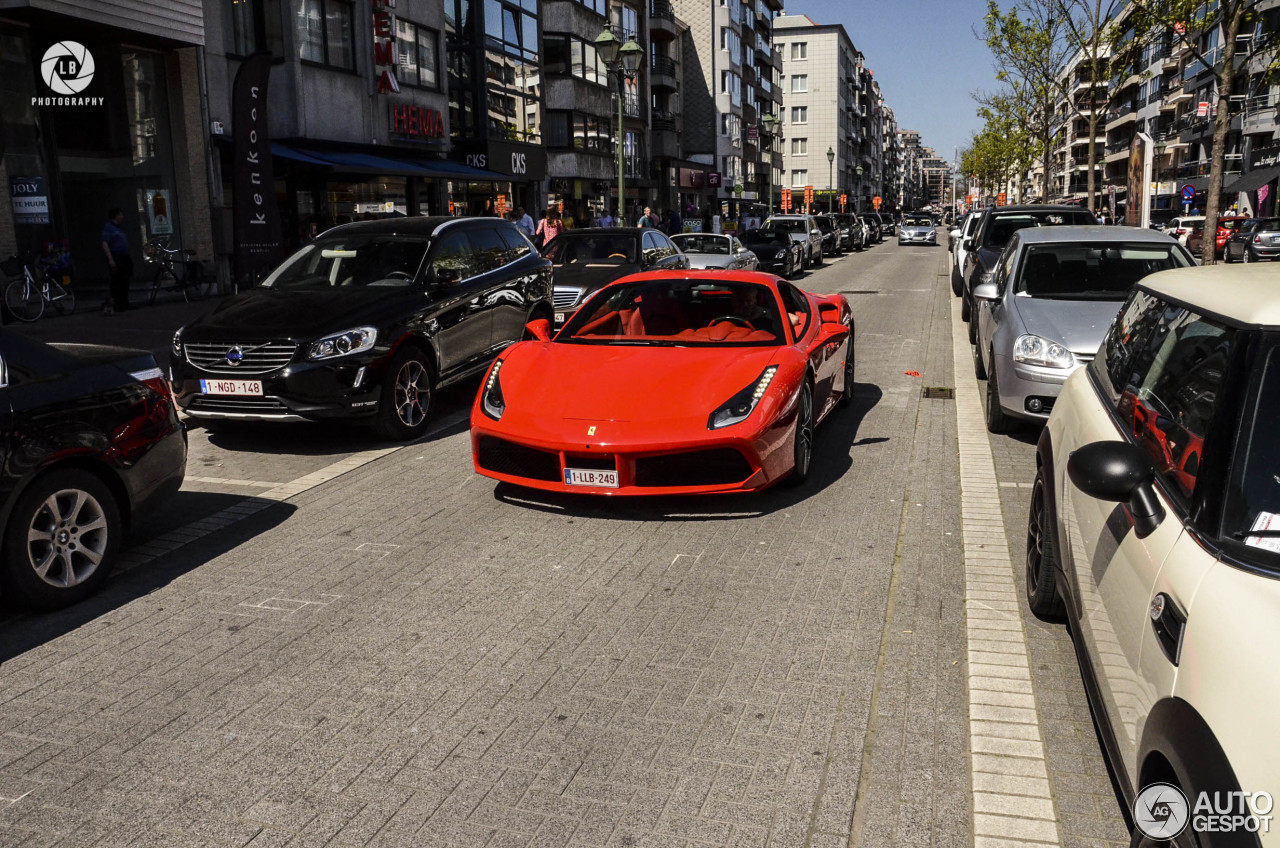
[
  {"xmin": 838, "ymin": 335, "xmax": 856, "ymax": 407},
  {"xmin": 784, "ymin": 381, "xmax": 815, "ymax": 487}
]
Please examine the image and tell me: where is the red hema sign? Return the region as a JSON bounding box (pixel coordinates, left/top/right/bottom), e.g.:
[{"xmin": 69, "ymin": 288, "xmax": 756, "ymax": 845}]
[{"xmin": 372, "ymin": 0, "xmax": 399, "ymax": 94}]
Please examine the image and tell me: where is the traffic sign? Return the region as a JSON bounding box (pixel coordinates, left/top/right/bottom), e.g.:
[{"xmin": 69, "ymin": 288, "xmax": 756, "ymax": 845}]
[
  {"xmin": 872, "ymin": 195, "xmax": 882, "ymax": 210},
  {"xmin": 998, "ymin": 192, "xmax": 1007, "ymax": 206},
  {"xmin": 804, "ymin": 185, "xmax": 814, "ymax": 207},
  {"xmin": 1181, "ymin": 184, "xmax": 1196, "ymax": 200},
  {"xmin": 840, "ymin": 193, "xmax": 847, "ymax": 212}
]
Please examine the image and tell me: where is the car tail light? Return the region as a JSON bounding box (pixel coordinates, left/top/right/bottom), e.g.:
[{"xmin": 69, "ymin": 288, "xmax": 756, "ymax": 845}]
[{"xmin": 1254, "ymin": 235, "xmax": 1263, "ymax": 244}]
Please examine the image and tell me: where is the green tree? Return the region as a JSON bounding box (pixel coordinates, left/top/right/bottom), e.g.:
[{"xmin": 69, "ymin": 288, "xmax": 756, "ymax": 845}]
[{"xmin": 1127, "ymin": 0, "xmax": 1280, "ymax": 264}]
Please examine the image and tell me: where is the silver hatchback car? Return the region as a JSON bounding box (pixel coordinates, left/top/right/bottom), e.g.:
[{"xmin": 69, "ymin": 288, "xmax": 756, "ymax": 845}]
[{"xmin": 971, "ymin": 226, "xmax": 1195, "ymax": 432}]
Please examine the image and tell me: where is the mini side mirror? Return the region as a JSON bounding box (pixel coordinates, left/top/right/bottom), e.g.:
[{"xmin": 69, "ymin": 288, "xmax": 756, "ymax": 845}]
[
  {"xmin": 524, "ymin": 318, "xmax": 552, "ymax": 342},
  {"xmin": 950, "ymin": 229, "xmax": 961, "ymax": 239},
  {"xmin": 1067, "ymin": 441, "xmax": 1165, "ymax": 538},
  {"xmin": 972, "ymin": 282, "xmax": 999, "ymax": 301}
]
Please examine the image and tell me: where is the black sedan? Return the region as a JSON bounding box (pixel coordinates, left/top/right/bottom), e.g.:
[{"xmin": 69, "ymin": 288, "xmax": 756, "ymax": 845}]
[
  {"xmin": 544, "ymin": 227, "xmax": 688, "ymax": 327},
  {"xmin": 859, "ymin": 214, "xmax": 883, "ymax": 243},
  {"xmin": 0, "ymin": 331, "xmax": 186, "ymax": 609},
  {"xmin": 739, "ymin": 229, "xmax": 803, "ymax": 278},
  {"xmin": 173, "ymin": 217, "xmax": 553, "ymax": 441}
]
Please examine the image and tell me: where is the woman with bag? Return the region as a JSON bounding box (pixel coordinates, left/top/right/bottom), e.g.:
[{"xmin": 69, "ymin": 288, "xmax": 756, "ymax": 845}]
[{"xmin": 534, "ymin": 208, "xmax": 564, "ymax": 249}]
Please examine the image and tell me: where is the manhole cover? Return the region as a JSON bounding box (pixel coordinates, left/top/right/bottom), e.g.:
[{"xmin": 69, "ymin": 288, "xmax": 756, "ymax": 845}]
[{"xmin": 922, "ymin": 386, "xmax": 954, "ymax": 399}]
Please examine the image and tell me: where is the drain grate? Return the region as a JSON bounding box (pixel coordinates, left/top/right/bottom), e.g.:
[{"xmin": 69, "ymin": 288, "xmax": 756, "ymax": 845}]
[{"xmin": 922, "ymin": 386, "xmax": 954, "ymax": 399}]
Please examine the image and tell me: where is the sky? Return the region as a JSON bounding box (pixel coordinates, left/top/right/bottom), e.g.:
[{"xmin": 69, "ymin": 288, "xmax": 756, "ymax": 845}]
[{"xmin": 776, "ymin": 0, "xmax": 1003, "ymax": 161}]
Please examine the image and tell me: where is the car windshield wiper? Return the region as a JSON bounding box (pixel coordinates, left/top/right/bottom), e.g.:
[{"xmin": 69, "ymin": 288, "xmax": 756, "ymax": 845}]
[{"xmin": 1231, "ymin": 529, "xmax": 1280, "ymax": 539}]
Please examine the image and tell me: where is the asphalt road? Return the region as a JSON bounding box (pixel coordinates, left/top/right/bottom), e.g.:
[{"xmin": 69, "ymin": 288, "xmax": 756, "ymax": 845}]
[{"xmin": 0, "ymin": 235, "xmax": 1129, "ymax": 847}]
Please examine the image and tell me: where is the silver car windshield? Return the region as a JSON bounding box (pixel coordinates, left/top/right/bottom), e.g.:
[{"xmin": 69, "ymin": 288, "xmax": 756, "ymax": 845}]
[
  {"xmin": 1015, "ymin": 243, "xmax": 1191, "ymax": 301},
  {"xmin": 260, "ymin": 236, "xmax": 429, "ymax": 290}
]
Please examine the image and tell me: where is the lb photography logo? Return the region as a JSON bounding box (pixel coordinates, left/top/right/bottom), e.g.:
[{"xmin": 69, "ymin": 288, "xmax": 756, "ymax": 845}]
[
  {"xmin": 1135, "ymin": 784, "xmax": 1274, "ymax": 840},
  {"xmin": 33, "ymin": 41, "xmax": 104, "ymax": 106}
]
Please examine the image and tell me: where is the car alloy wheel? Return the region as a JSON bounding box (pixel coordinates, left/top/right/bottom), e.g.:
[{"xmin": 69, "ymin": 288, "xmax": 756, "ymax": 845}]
[
  {"xmin": 1244, "ymin": 249, "xmax": 1254, "ymax": 264},
  {"xmin": 372, "ymin": 347, "xmax": 435, "ymax": 440},
  {"xmin": 972, "ymin": 342, "xmax": 987, "ymax": 380},
  {"xmin": 985, "ymin": 360, "xmax": 1013, "ymax": 434},
  {"xmin": 1025, "ymin": 470, "xmax": 1063, "ymax": 618},
  {"xmin": 2, "ymin": 470, "xmax": 121, "ymax": 609},
  {"xmin": 785, "ymin": 381, "xmax": 815, "ymax": 486}
]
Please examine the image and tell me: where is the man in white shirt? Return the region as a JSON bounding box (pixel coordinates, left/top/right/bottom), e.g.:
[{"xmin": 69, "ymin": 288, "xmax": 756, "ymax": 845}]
[{"xmin": 515, "ymin": 206, "xmax": 535, "ymax": 238}]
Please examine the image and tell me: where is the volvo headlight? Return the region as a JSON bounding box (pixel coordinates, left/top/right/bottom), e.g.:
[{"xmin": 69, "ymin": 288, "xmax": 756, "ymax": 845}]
[
  {"xmin": 1013, "ymin": 334, "xmax": 1075, "ymax": 369},
  {"xmin": 307, "ymin": 327, "xmax": 377, "ymax": 360},
  {"xmin": 481, "ymin": 359, "xmax": 505, "ymax": 420},
  {"xmin": 708, "ymin": 366, "xmax": 778, "ymax": 430}
]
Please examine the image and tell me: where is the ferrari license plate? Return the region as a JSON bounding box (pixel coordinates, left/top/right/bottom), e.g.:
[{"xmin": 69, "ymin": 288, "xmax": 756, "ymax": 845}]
[
  {"xmin": 199, "ymin": 379, "xmax": 263, "ymax": 396},
  {"xmin": 564, "ymin": 468, "xmax": 618, "ymax": 488}
]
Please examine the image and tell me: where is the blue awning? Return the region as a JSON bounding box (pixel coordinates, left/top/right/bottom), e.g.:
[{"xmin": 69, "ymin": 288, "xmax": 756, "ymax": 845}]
[{"xmin": 269, "ymin": 143, "xmax": 509, "ymax": 180}]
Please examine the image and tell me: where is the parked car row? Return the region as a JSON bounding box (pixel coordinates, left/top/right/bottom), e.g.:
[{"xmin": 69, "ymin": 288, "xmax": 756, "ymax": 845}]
[{"xmin": 951, "ymin": 201, "xmax": 1280, "ymax": 840}]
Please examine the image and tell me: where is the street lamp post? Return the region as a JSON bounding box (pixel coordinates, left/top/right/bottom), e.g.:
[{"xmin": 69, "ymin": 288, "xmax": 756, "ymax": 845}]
[
  {"xmin": 826, "ymin": 147, "xmax": 835, "ymax": 213},
  {"xmin": 595, "ymin": 27, "xmax": 643, "ymax": 225},
  {"xmin": 855, "ymin": 164, "xmax": 863, "ymax": 214},
  {"xmin": 762, "ymin": 113, "xmax": 779, "ymax": 215}
]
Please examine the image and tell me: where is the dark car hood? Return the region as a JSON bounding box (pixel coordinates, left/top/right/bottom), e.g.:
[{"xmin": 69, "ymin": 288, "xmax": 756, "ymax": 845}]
[
  {"xmin": 183, "ymin": 287, "xmax": 419, "ymax": 341},
  {"xmin": 552, "ymin": 262, "xmax": 642, "ymax": 292}
]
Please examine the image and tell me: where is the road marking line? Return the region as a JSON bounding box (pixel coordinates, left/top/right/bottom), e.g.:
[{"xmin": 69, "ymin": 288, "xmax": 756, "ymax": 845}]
[
  {"xmin": 184, "ymin": 476, "xmax": 280, "ymax": 487},
  {"xmin": 115, "ymin": 408, "xmax": 470, "ymax": 574},
  {"xmin": 952, "ymin": 296, "xmax": 1062, "ymax": 847}
]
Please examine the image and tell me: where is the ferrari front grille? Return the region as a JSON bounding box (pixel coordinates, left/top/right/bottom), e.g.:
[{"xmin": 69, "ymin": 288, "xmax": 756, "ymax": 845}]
[
  {"xmin": 477, "ymin": 436, "xmax": 562, "ymax": 482},
  {"xmin": 634, "ymin": 448, "xmax": 753, "ymax": 487}
]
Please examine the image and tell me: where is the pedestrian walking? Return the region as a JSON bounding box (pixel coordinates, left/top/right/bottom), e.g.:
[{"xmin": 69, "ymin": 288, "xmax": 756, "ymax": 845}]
[
  {"xmin": 597, "ymin": 209, "xmax": 615, "ymax": 227},
  {"xmin": 637, "ymin": 206, "xmax": 658, "ymax": 228},
  {"xmin": 515, "ymin": 206, "xmax": 535, "ymax": 239},
  {"xmin": 535, "ymin": 208, "xmax": 564, "ymax": 248},
  {"xmin": 101, "ymin": 206, "xmax": 132, "ymax": 313},
  {"xmin": 664, "ymin": 207, "xmax": 683, "ymax": 235}
]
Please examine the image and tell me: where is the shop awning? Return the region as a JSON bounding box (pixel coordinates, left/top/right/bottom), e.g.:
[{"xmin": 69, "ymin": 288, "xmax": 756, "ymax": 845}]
[
  {"xmin": 1223, "ymin": 166, "xmax": 1280, "ymax": 195},
  {"xmin": 269, "ymin": 143, "xmax": 509, "ymax": 180}
]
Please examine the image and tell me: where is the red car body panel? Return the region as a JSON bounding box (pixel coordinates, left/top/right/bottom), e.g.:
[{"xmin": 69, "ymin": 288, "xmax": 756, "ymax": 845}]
[{"xmin": 470, "ymin": 270, "xmax": 854, "ymax": 495}]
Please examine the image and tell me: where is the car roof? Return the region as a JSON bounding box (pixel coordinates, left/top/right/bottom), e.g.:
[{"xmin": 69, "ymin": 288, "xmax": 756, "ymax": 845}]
[
  {"xmin": 1142, "ymin": 265, "xmax": 1280, "ymax": 328},
  {"xmin": 321, "ymin": 215, "xmax": 471, "ymax": 237},
  {"xmin": 1013, "ymin": 225, "xmax": 1178, "ymax": 244},
  {"xmin": 554, "ymin": 227, "xmax": 644, "ymax": 236},
  {"xmin": 984, "ymin": 204, "xmax": 1090, "ymax": 214}
]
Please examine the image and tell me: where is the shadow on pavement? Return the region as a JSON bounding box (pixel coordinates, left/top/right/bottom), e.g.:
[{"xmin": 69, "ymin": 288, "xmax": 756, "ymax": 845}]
[
  {"xmin": 491, "ymin": 381, "xmax": 885, "ymax": 521},
  {"xmin": 0, "ymin": 500, "xmax": 296, "ymax": 663}
]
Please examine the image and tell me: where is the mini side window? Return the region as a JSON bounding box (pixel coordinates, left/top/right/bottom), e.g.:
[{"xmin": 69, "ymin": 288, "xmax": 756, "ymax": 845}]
[
  {"xmin": 1092, "ymin": 289, "xmax": 1162, "ymax": 407},
  {"xmin": 1116, "ymin": 306, "xmax": 1235, "ymax": 505}
]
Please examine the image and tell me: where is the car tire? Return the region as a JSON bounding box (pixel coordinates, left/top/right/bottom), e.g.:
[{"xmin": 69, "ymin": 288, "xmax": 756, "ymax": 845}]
[
  {"xmin": 1244, "ymin": 248, "xmax": 1254, "ymax": 264},
  {"xmin": 371, "ymin": 346, "xmax": 435, "ymax": 441},
  {"xmin": 961, "ymin": 292, "xmax": 971, "ymax": 323},
  {"xmin": 972, "ymin": 342, "xmax": 987, "ymax": 380},
  {"xmin": 985, "ymin": 361, "xmax": 1014, "ymax": 434},
  {"xmin": 950, "ymin": 265, "xmax": 963, "ymax": 297},
  {"xmin": 784, "ymin": 380, "xmax": 815, "ymax": 487},
  {"xmin": 838, "ymin": 335, "xmax": 856, "ymax": 407},
  {"xmin": 1026, "ymin": 469, "xmax": 1065, "ymax": 619},
  {"xmin": 968, "ymin": 309, "xmax": 979, "ymax": 345},
  {"xmin": 2, "ymin": 470, "xmax": 122, "ymax": 610}
]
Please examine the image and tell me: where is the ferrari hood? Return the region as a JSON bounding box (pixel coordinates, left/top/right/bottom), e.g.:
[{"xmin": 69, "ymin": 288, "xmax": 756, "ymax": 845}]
[{"xmin": 498, "ymin": 342, "xmax": 780, "ymax": 424}]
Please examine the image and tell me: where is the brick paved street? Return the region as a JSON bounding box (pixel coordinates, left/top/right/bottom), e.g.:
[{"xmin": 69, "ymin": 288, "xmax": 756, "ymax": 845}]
[{"xmin": 0, "ymin": 236, "xmax": 1132, "ymax": 847}]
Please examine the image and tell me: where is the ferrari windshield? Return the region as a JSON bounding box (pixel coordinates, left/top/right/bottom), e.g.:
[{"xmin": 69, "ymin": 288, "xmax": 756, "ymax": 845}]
[
  {"xmin": 1015, "ymin": 243, "xmax": 1192, "ymax": 300},
  {"xmin": 543, "ymin": 234, "xmax": 637, "ymax": 265},
  {"xmin": 260, "ymin": 235, "xmax": 430, "ymax": 290},
  {"xmin": 559, "ymin": 280, "xmax": 787, "ymax": 347}
]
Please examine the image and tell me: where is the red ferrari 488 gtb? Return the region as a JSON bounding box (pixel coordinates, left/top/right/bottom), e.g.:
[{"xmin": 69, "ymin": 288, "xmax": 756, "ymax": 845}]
[{"xmin": 470, "ymin": 271, "xmax": 855, "ymax": 495}]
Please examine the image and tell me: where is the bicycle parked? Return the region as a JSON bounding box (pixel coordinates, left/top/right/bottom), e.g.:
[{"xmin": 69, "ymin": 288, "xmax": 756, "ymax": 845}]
[
  {"xmin": 3, "ymin": 251, "xmax": 76, "ymax": 322},
  {"xmin": 145, "ymin": 238, "xmax": 215, "ymax": 305}
]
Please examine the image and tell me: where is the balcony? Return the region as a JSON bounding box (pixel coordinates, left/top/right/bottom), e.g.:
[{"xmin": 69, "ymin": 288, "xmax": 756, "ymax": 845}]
[
  {"xmin": 1244, "ymin": 93, "xmax": 1276, "ymax": 132},
  {"xmin": 648, "ymin": 0, "xmax": 678, "ymax": 40},
  {"xmin": 651, "ymin": 111, "xmax": 680, "ymax": 158},
  {"xmin": 650, "ymin": 55, "xmax": 678, "ymax": 91}
]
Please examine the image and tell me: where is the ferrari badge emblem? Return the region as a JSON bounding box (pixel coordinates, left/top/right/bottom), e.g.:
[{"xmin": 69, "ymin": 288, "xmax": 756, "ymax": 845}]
[{"xmin": 587, "ymin": 426, "xmax": 596, "ymax": 436}]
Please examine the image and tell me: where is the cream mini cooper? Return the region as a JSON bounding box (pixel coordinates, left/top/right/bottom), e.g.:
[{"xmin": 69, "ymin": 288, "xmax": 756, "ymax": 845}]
[{"xmin": 1028, "ymin": 264, "xmax": 1280, "ymax": 847}]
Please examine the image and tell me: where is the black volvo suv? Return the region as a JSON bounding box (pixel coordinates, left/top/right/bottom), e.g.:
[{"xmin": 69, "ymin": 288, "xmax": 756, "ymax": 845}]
[{"xmin": 172, "ymin": 217, "xmax": 553, "ymax": 440}]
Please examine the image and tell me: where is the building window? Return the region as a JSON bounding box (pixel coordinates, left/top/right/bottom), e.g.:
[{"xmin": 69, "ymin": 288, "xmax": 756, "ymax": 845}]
[
  {"xmin": 484, "ymin": 0, "xmax": 539, "ymax": 61},
  {"xmin": 791, "ymin": 169, "xmax": 808, "ymax": 187},
  {"xmin": 791, "ymin": 105, "xmax": 807, "ymax": 123},
  {"xmin": 791, "ymin": 74, "xmax": 807, "ymax": 93},
  {"xmin": 791, "ymin": 41, "xmax": 806, "ymax": 60},
  {"xmin": 720, "ymin": 27, "xmax": 740, "ymax": 54},
  {"xmin": 297, "ymin": 0, "xmax": 355, "ymax": 69},
  {"xmin": 231, "ymin": 0, "xmax": 260, "ymax": 56},
  {"xmin": 721, "ymin": 70, "xmax": 741, "ymax": 106},
  {"xmin": 791, "ymin": 137, "xmax": 807, "ymax": 155},
  {"xmin": 547, "ymin": 110, "xmax": 614, "ymax": 153},
  {"xmin": 616, "ymin": 4, "xmax": 639, "ymax": 40},
  {"xmin": 544, "ymin": 34, "xmax": 607, "ymax": 86},
  {"xmin": 574, "ymin": 0, "xmax": 607, "ymax": 13},
  {"xmin": 396, "ymin": 20, "xmax": 440, "ymax": 88},
  {"xmin": 721, "ymin": 113, "xmax": 741, "ymax": 145}
]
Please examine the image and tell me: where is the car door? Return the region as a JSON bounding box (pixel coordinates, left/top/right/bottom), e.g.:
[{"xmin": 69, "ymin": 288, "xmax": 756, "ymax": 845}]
[
  {"xmin": 421, "ymin": 228, "xmax": 490, "ymax": 383},
  {"xmin": 467, "ymin": 223, "xmax": 525, "ymax": 351},
  {"xmin": 1059, "ymin": 295, "xmax": 1235, "ymax": 781},
  {"xmin": 977, "ymin": 236, "xmax": 1018, "ymax": 366}
]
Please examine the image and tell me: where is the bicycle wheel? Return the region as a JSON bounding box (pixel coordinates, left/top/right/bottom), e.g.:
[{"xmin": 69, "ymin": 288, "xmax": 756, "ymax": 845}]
[
  {"xmin": 5, "ymin": 277, "xmax": 44, "ymax": 322},
  {"xmin": 181, "ymin": 272, "xmax": 204, "ymax": 303},
  {"xmin": 150, "ymin": 267, "xmax": 174, "ymax": 306},
  {"xmin": 50, "ymin": 281, "xmax": 76, "ymax": 315}
]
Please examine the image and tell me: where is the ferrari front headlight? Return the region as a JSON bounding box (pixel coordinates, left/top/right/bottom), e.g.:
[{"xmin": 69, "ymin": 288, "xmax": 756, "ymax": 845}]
[
  {"xmin": 481, "ymin": 359, "xmax": 505, "ymax": 420},
  {"xmin": 1013, "ymin": 334, "xmax": 1075, "ymax": 369},
  {"xmin": 708, "ymin": 366, "xmax": 778, "ymax": 430}
]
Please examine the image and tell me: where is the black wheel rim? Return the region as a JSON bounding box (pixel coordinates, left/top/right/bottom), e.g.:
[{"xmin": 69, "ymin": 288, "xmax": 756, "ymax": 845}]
[
  {"xmin": 1026, "ymin": 477, "xmax": 1045, "ymax": 593},
  {"xmin": 394, "ymin": 361, "xmax": 430, "ymax": 428},
  {"xmin": 796, "ymin": 385, "xmax": 813, "ymax": 476},
  {"xmin": 844, "ymin": 338, "xmax": 855, "ymax": 393}
]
